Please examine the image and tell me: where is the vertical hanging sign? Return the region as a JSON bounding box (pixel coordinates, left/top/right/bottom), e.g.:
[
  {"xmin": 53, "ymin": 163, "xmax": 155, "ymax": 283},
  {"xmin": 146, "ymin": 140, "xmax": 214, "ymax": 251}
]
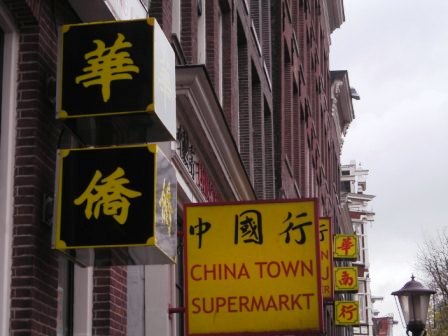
[
  {"xmin": 319, "ymin": 217, "xmax": 334, "ymax": 301},
  {"xmin": 333, "ymin": 234, "xmax": 359, "ymax": 260},
  {"xmin": 57, "ymin": 18, "xmax": 176, "ymax": 141},
  {"xmin": 334, "ymin": 267, "xmax": 359, "ymax": 292},
  {"xmin": 335, "ymin": 301, "xmax": 360, "ymax": 326},
  {"xmin": 53, "ymin": 144, "xmax": 177, "ymax": 264}
]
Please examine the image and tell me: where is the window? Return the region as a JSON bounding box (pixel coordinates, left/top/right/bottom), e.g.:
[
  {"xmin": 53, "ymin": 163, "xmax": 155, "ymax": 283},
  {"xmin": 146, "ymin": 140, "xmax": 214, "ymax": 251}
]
[
  {"xmin": 341, "ymin": 180, "xmax": 351, "ymax": 192},
  {"xmin": 356, "ymin": 280, "xmax": 368, "ymax": 323},
  {"xmin": 197, "ymin": 0, "xmax": 206, "ymax": 64},
  {"xmin": 73, "ymin": 264, "xmax": 93, "ymax": 335},
  {"xmin": 172, "ymin": 0, "xmax": 181, "ymax": 38},
  {"xmin": 217, "ymin": 6, "xmax": 223, "ymax": 103},
  {"xmin": 58, "ymin": 258, "xmax": 74, "ymax": 335}
]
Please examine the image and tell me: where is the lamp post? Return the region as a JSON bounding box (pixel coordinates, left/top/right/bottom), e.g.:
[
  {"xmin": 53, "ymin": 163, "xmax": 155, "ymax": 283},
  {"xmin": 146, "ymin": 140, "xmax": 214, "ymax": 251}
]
[{"xmin": 391, "ymin": 275, "xmax": 436, "ymax": 336}]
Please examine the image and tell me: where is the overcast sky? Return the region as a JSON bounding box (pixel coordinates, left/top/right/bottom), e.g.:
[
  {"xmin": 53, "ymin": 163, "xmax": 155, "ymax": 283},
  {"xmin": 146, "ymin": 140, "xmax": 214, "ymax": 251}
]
[{"xmin": 330, "ymin": 0, "xmax": 448, "ymax": 334}]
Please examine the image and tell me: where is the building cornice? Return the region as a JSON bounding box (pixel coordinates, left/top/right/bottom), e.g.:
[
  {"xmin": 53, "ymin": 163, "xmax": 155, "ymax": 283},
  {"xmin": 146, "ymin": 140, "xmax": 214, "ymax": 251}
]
[{"xmin": 176, "ymin": 65, "xmax": 256, "ymax": 201}]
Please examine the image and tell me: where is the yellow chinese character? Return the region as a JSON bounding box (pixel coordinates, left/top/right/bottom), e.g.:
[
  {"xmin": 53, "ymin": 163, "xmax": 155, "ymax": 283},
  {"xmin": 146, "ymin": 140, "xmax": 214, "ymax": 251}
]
[
  {"xmin": 74, "ymin": 167, "xmax": 142, "ymax": 225},
  {"xmin": 75, "ymin": 33, "xmax": 140, "ymax": 102},
  {"xmin": 158, "ymin": 178, "xmax": 173, "ymax": 235}
]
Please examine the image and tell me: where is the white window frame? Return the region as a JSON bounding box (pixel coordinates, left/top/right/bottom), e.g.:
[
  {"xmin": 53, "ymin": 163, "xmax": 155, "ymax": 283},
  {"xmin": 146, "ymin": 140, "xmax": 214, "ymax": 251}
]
[
  {"xmin": 197, "ymin": 0, "xmax": 206, "ymax": 64},
  {"xmin": 172, "ymin": 0, "xmax": 181, "ymax": 38},
  {"xmin": 217, "ymin": 6, "xmax": 223, "ymax": 104},
  {"xmin": 73, "ymin": 265, "xmax": 93, "ymax": 335},
  {"xmin": 0, "ymin": 3, "xmax": 18, "ymax": 336}
]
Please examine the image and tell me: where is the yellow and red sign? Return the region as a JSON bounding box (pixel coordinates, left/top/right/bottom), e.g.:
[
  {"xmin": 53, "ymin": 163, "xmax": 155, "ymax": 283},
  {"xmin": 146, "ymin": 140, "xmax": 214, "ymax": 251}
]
[
  {"xmin": 184, "ymin": 200, "xmax": 322, "ymax": 335},
  {"xmin": 334, "ymin": 267, "xmax": 358, "ymax": 292},
  {"xmin": 335, "ymin": 301, "xmax": 360, "ymax": 325},
  {"xmin": 333, "ymin": 234, "xmax": 358, "ymax": 260},
  {"xmin": 319, "ymin": 218, "xmax": 334, "ymax": 300}
]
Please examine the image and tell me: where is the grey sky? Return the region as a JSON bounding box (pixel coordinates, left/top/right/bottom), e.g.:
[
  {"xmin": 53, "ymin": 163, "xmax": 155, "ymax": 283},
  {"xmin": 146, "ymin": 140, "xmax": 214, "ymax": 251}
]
[{"xmin": 330, "ymin": 0, "xmax": 448, "ymax": 334}]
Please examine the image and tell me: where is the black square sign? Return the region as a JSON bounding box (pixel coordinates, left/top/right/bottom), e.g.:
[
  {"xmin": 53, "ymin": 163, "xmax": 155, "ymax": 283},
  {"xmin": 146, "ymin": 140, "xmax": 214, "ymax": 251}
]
[{"xmin": 54, "ymin": 145, "xmax": 157, "ymax": 248}]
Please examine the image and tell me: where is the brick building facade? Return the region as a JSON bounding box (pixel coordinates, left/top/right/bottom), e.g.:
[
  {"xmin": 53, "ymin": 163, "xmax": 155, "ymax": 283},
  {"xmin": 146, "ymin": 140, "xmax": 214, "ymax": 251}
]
[{"xmin": 0, "ymin": 0, "xmax": 356, "ymax": 335}]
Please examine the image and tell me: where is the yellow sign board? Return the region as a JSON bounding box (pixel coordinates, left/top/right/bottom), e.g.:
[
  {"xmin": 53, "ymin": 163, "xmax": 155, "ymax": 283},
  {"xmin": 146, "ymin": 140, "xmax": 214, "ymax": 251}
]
[
  {"xmin": 335, "ymin": 301, "xmax": 360, "ymax": 325},
  {"xmin": 319, "ymin": 218, "xmax": 334, "ymax": 300},
  {"xmin": 334, "ymin": 234, "xmax": 358, "ymax": 260},
  {"xmin": 334, "ymin": 267, "xmax": 358, "ymax": 292},
  {"xmin": 184, "ymin": 200, "xmax": 323, "ymax": 335}
]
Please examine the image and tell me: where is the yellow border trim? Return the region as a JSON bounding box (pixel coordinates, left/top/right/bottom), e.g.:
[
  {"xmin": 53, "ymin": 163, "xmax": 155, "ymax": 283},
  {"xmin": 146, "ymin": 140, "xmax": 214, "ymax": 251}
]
[
  {"xmin": 152, "ymin": 148, "xmax": 158, "ymax": 246},
  {"xmin": 57, "ymin": 110, "xmax": 68, "ymax": 119},
  {"xmin": 55, "ymin": 240, "xmax": 67, "ymax": 249},
  {"xmin": 146, "ymin": 144, "xmax": 157, "ymax": 154},
  {"xmin": 57, "ymin": 109, "xmax": 155, "ymax": 119},
  {"xmin": 61, "ymin": 143, "xmax": 157, "ymax": 152},
  {"xmin": 146, "ymin": 17, "xmax": 155, "ymax": 26},
  {"xmin": 53, "ymin": 149, "xmax": 66, "ymax": 250},
  {"xmin": 146, "ymin": 103, "xmax": 155, "ymax": 113},
  {"xmin": 53, "ymin": 239, "xmax": 156, "ymax": 250},
  {"xmin": 63, "ymin": 18, "xmax": 154, "ymax": 29},
  {"xmin": 59, "ymin": 149, "xmax": 70, "ymax": 158}
]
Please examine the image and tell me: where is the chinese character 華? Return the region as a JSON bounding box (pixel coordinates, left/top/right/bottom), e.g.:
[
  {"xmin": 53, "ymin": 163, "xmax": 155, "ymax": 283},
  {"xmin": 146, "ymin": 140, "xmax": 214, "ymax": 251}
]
[
  {"xmin": 337, "ymin": 236, "xmax": 355, "ymax": 256},
  {"xmin": 75, "ymin": 33, "xmax": 140, "ymax": 102}
]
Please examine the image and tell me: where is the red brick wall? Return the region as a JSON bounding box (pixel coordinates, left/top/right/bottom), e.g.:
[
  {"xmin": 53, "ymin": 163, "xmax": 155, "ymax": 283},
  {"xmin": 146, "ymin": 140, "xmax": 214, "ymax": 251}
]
[
  {"xmin": 149, "ymin": 0, "xmax": 172, "ymax": 38},
  {"xmin": 237, "ymin": 30, "xmax": 252, "ymax": 181},
  {"xmin": 180, "ymin": 0, "xmax": 197, "ymax": 64},
  {"xmin": 3, "ymin": 0, "xmax": 59, "ymax": 334},
  {"xmin": 272, "ymin": 0, "xmax": 339, "ymax": 212},
  {"xmin": 3, "ymin": 1, "xmax": 129, "ymax": 334},
  {"xmin": 93, "ymin": 266, "xmax": 127, "ymax": 336},
  {"xmin": 174, "ymin": 0, "xmax": 275, "ymax": 200},
  {"xmin": 205, "ymin": 0, "xmax": 220, "ymax": 93},
  {"xmin": 221, "ymin": 3, "xmax": 234, "ymax": 125}
]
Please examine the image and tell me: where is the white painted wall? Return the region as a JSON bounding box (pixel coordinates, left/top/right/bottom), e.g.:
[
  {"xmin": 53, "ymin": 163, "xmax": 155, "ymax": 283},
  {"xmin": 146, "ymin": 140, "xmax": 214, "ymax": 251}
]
[
  {"xmin": 0, "ymin": 4, "xmax": 18, "ymax": 336},
  {"xmin": 73, "ymin": 265, "xmax": 93, "ymax": 336},
  {"xmin": 144, "ymin": 265, "xmax": 177, "ymax": 336}
]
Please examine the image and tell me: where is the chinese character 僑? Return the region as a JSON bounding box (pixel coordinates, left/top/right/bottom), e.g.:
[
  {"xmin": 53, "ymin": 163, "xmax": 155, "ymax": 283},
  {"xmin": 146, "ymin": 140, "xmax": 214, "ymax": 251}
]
[
  {"xmin": 159, "ymin": 178, "xmax": 173, "ymax": 235},
  {"xmin": 74, "ymin": 167, "xmax": 142, "ymax": 225}
]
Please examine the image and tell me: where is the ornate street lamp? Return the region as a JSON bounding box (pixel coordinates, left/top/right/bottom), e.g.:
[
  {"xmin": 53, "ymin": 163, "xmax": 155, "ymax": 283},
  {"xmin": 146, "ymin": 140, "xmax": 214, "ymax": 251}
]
[{"xmin": 391, "ymin": 275, "xmax": 436, "ymax": 336}]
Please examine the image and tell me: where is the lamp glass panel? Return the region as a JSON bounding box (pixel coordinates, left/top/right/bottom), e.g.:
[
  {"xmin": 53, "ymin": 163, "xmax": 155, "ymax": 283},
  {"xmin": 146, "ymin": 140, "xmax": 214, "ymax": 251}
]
[
  {"xmin": 398, "ymin": 294, "xmax": 431, "ymax": 324},
  {"xmin": 398, "ymin": 295, "xmax": 410, "ymax": 324}
]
